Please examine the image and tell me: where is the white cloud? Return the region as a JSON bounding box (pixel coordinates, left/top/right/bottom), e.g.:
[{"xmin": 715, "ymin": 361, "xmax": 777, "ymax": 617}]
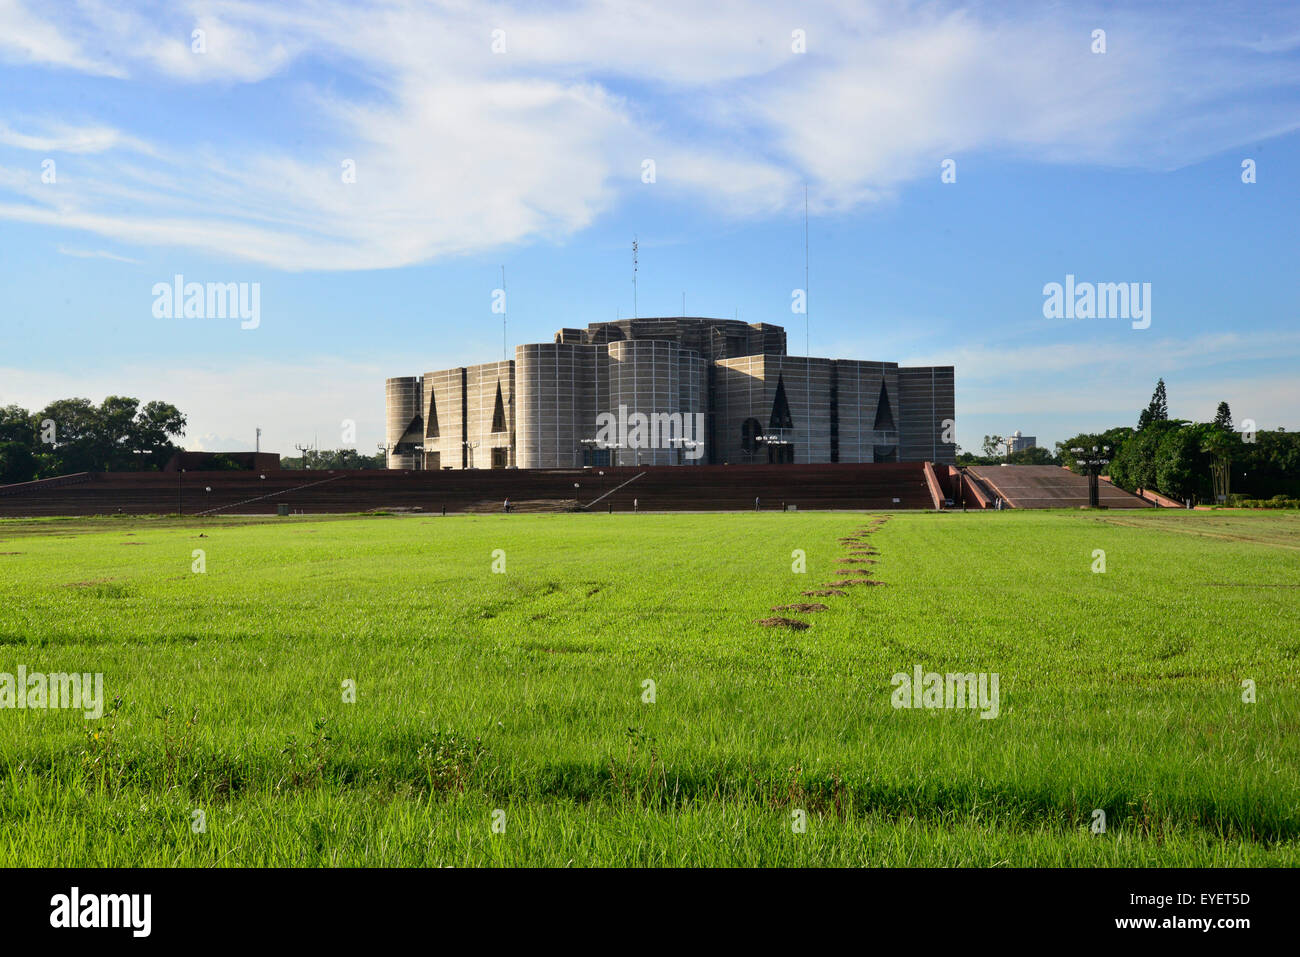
[
  {"xmin": 56, "ymin": 244, "xmax": 142, "ymax": 264},
  {"xmin": 0, "ymin": 357, "xmax": 390, "ymax": 458},
  {"xmin": 0, "ymin": 1, "xmax": 1296, "ymax": 268},
  {"xmin": 895, "ymin": 331, "xmax": 1300, "ymax": 449},
  {"xmin": 0, "ymin": 121, "xmax": 154, "ymax": 154},
  {"xmin": 0, "ymin": 0, "xmax": 124, "ymax": 76},
  {"xmin": 903, "ymin": 332, "xmax": 1300, "ymax": 383}
]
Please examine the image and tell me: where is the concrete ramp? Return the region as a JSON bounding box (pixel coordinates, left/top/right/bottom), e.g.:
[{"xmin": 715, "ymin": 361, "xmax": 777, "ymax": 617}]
[{"xmin": 968, "ymin": 465, "xmax": 1151, "ymax": 509}]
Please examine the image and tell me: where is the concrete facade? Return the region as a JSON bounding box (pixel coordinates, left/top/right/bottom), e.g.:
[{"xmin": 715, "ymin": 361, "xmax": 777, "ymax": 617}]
[
  {"xmin": 386, "ymin": 318, "xmax": 955, "ymax": 469},
  {"xmin": 411, "ymin": 361, "xmax": 515, "ymax": 470}
]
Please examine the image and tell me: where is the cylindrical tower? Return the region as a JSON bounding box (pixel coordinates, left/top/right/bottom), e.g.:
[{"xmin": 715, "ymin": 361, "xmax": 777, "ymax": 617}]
[
  {"xmin": 385, "ymin": 376, "xmax": 422, "ymax": 469},
  {"xmin": 515, "ymin": 343, "xmax": 595, "ymax": 469},
  {"xmin": 607, "ymin": 339, "xmax": 681, "ymax": 466}
]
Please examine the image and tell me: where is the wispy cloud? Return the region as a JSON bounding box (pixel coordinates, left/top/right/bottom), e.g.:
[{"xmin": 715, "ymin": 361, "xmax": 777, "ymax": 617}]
[
  {"xmin": 903, "ymin": 332, "xmax": 1300, "ymax": 382},
  {"xmin": 909, "ymin": 333, "xmax": 1300, "ymax": 443},
  {"xmin": 56, "ymin": 244, "xmax": 142, "ymax": 264},
  {"xmin": 0, "ymin": 356, "xmax": 388, "ymax": 457},
  {"xmin": 0, "ymin": 121, "xmax": 155, "ymax": 154},
  {"xmin": 0, "ymin": 0, "xmax": 125, "ymax": 76},
  {"xmin": 0, "ymin": 1, "xmax": 1297, "ymax": 269}
]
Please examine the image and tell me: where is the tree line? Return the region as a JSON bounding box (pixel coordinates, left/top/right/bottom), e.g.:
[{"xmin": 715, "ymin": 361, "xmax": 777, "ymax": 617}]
[
  {"xmin": 0, "ymin": 397, "xmax": 187, "ymax": 484},
  {"xmin": 1051, "ymin": 381, "xmax": 1295, "ymax": 504},
  {"xmin": 1055, "ymin": 381, "xmax": 1298, "ymax": 504},
  {"xmin": 281, "ymin": 448, "xmax": 385, "ymax": 470}
]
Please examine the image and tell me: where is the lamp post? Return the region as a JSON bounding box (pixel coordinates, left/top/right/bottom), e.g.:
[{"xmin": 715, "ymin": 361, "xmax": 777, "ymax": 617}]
[
  {"xmin": 1069, "ymin": 445, "xmax": 1112, "ymax": 508},
  {"xmin": 587, "ymin": 438, "xmax": 625, "ymax": 468},
  {"xmin": 757, "ymin": 431, "xmax": 792, "ymax": 465}
]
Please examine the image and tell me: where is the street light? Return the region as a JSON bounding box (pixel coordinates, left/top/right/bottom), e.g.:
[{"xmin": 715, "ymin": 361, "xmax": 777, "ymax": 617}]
[{"xmin": 1070, "ymin": 445, "xmax": 1112, "ymax": 508}]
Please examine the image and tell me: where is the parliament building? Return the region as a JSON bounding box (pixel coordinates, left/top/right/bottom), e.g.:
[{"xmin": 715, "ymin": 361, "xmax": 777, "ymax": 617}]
[{"xmin": 385, "ymin": 318, "xmax": 955, "ymax": 470}]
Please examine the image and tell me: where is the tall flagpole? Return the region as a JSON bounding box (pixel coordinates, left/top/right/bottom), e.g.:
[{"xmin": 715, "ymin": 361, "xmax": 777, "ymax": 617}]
[
  {"xmin": 804, "ymin": 184, "xmax": 810, "ymax": 358},
  {"xmin": 805, "ymin": 184, "xmax": 810, "ymax": 464}
]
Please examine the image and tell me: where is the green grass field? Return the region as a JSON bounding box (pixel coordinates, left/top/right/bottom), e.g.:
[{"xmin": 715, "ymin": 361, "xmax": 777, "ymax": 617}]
[{"xmin": 1, "ymin": 509, "xmax": 1297, "ymax": 866}]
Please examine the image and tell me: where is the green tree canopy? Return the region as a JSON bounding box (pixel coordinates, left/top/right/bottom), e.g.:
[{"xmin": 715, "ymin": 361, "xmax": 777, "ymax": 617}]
[{"xmin": 0, "ymin": 397, "xmax": 188, "ymax": 480}]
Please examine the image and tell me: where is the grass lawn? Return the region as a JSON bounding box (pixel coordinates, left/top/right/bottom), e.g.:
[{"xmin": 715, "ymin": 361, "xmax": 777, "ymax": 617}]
[{"xmin": 0, "ymin": 509, "xmax": 1296, "ymax": 866}]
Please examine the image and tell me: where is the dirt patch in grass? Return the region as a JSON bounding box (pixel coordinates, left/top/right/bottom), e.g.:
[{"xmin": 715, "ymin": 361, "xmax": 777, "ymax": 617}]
[
  {"xmin": 772, "ymin": 603, "xmax": 829, "ymax": 613},
  {"xmin": 754, "ymin": 616, "xmax": 810, "ymax": 630},
  {"xmin": 825, "ymin": 579, "xmax": 886, "ymax": 587},
  {"xmin": 838, "ymin": 557, "xmax": 875, "ymax": 564},
  {"xmin": 802, "ymin": 589, "xmax": 846, "ymax": 597}
]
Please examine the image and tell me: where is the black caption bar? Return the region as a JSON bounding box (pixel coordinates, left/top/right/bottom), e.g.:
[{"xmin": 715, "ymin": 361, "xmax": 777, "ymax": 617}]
[{"xmin": 1, "ymin": 867, "xmax": 1288, "ymax": 943}]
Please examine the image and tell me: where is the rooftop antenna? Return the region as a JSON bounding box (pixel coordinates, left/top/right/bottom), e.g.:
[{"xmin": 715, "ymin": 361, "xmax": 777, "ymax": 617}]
[
  {"xmin": 501, "ymin": 265, "xmax": 507, "ymax": 362},
  {"xmin": 255, "ymin": 427, "xmax": 261, "ymax": 453},
  {"xmin": 804, "ymin": 184, "xmax": 810, "ymax": 464},
  {"xmin": 632, "ymin": 237, "xmax": 638, "ymax": 319},
  {"xmin": 682, "ymin": 292, "xmax": 685, "ymax": 317}
]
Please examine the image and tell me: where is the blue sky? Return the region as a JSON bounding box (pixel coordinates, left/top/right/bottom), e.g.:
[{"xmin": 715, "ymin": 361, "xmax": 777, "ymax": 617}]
[{"xmin": 1, "ymin": 0, "xmax": 1298, "ymax": 457}]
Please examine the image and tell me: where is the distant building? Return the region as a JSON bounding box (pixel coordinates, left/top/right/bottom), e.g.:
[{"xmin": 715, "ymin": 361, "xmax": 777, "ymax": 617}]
[
  {"xmin": 386, "ymin": 318, "xmax": 955, "ymax": 469},
  {"xmin": 1008, "ymin": 431, "xmax": 1036, "ymax": 454}
]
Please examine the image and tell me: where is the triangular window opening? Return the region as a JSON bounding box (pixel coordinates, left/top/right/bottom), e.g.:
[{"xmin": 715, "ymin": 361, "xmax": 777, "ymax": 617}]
[
  {"xmin": 491, "ymin": 381, "xmax": 507, "ymax": 434},
  {"xmin": 769, "ymin": 375, "xmax": 794, "ymax": 430},
  {"xmin": 873, "ymin": 380, "xmax": 895, "ymax": 431},
  {"xmin": 426, "ymin": 391, "xmax": 439, "ymax": 438}
]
